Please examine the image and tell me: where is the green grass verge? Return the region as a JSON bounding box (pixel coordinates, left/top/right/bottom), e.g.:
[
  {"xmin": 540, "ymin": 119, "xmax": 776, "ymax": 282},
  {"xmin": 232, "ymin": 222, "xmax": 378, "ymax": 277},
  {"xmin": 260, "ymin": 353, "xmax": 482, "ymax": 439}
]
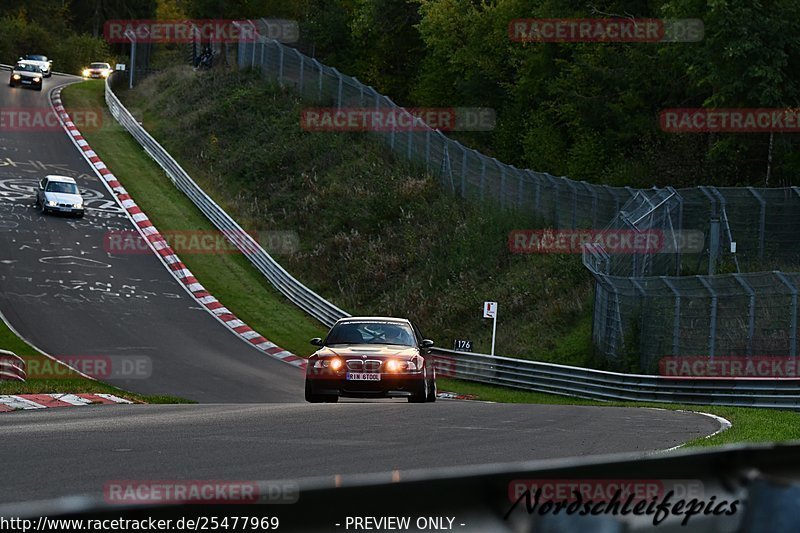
[
  {"xmin": 438, "ymin": 378, "xmax": 800, "ymax": 447},
  {"xmin": 0, "ymin": 314, "xmax": 191, "ymax": 403},
  {"xmin": 60, "ymin": 80, "xmax": 327, "ymax": 358}
]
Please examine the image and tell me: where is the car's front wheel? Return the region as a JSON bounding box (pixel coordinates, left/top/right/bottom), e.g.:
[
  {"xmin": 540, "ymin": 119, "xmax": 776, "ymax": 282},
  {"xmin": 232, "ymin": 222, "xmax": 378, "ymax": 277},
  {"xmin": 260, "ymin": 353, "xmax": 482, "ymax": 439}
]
[
  {"xmin": 305, "ymin": 379, "xmax": 338, "ymax": 403},
  {"xmin": 426, "ymin": 368, "xmax": 437, "ymax": 403},
  {"xmin": 409, "ymin": 368, "xmax": 430, "ymax": 403}
]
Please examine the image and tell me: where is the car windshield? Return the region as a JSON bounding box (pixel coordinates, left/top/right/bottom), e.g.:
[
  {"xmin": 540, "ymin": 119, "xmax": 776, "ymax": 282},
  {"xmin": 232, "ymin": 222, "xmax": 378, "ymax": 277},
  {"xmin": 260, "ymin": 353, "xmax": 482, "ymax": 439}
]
[
  {"xmin": 15, "ymin": 64, "xmax": 40, "ymax": 73},
  {"xmin": 24, "ymin": 55, "xmax": 47, "ymax": 61},
  {"xmin": 45, "ymin": 181, "xmax": 79, "ymax": 194},
  {"xmin": 90, "ymin": 63, "xmax": 109, "ymax": 69},
  {"xmin": 326, "ymin": 322, "xmax": 415, "ymax": 346}
]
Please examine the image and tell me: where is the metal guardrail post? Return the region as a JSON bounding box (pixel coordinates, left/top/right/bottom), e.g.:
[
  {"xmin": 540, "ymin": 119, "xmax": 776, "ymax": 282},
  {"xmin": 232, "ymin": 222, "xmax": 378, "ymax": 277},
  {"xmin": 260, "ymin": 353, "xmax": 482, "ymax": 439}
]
[
  {"xmin": 733, "ymin": 274, "xmax": 756, "ymax": 357},
  {"xmin": 775, "ymin": 271, "xmax": 798, "ymax": 358},
  {"xmin": 698, "ymin": 277, "xmax": 718, "ymax": 359}
]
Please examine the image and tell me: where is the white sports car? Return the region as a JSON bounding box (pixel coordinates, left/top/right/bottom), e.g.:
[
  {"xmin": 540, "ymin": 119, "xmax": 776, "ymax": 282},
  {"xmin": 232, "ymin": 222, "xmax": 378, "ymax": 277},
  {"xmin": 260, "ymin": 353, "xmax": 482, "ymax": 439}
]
[{"xmin": 19, "ymin": 54, "xmax": 52, "ymax": 78}]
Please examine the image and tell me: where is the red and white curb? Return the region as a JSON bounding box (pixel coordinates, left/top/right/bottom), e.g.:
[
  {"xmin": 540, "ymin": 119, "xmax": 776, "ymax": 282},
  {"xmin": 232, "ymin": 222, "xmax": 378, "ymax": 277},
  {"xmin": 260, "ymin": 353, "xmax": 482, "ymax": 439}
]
[
  {"xmin": 50, "ymin": 86, "xmax": 307, "ymax": 372},
  {"xmin": 0, "ymin": 393, "xmax": 133, "ymax": 413}
]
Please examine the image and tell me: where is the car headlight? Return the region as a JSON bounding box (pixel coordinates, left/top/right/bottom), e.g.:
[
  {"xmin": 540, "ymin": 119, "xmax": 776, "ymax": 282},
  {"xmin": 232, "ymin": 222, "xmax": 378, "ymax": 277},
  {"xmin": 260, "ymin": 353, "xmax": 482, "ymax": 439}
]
[
  {"xmin": 406, "ymin": 356, "xmax": 425, "ymax": 371},
  {"xmin": 73, "ymin": 203, "xmax": 83, "ymax": 208},
  {"xmin": 385, "ymin": 359, "xmax": 404, "ymax": 372},
  {"xmin": 82, "ymin": 69, "xmax": 90, "ymax": 77},
  {"xmin": 102, "ymin": 70, "xmax": 110, "ymax": 78},
  {"xmin": 313, "ymin": 357, "xmax": 344, "ymax": 371},
  {"xmin": 33, "ymin": 77, "xmax": 40, "ymax": 82},
  {"xmin": 47, "ymin": 201, "xmax": 57, "ymax": 207},
  {"xmin": 12, "ymin": 74, "xmax": 20, "ymax": 80}
]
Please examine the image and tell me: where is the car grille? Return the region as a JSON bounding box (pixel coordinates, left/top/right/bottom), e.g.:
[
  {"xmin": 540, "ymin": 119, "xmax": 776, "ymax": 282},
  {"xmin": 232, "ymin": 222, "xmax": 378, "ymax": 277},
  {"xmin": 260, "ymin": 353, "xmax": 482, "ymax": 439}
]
[
  {"xmin": 346, "ymin": 359, "xmax": 382, "ymax": 372},
  {"xmin": 57, "ymin": 203, "xmax": 72, "ymax": 208}
]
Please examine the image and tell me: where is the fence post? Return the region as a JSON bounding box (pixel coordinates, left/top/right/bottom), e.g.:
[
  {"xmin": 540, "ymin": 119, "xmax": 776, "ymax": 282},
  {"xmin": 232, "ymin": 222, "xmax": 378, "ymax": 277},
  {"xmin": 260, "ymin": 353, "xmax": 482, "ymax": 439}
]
[
  {"xmin": 733, "ymin": 274, "xmax": 756, "ymax": 357},
  {"xmin": 461, "ymin": 145, "xmax": 468, "ymax": 198},
  {"xmin": 531, "ymin": 171, "xmax": 541, "ymax": 213},
  {"xmin": 662, "ymin": 277, "xmax": 682, "ymax": 357},
  {"xmin": 775, "ymin": 272, "xmax": 798, "ymax": 358},
  {"xmin": 278, "ymin": 44, "xmax": 285, "ymax": 85},
  {"xmin": 407, "ymin": 118, "xmax": 414, "ymax": 160},
  {"xmin": 515, "ymin": 167, "xmax": 524, "ymax": 210},
  {"xmin": 565, "ymin": 178, "xmax": 577, "ymax": 229},
  {"xmin": 425, "ymin": 129, "xmax": 431, "ymax": 173},
  {"xmin": 498, "ymin": 162, "xmax": 506, "ymax": 208},
  {"xmin": 315, "ymin": 59, "xmax": 323, "ymax": 101},
  {"xmin": 747, "ymin": 187, "xmax": 766, "ymax": 261},
  {"xmin": 330, "ymin": 68, "xmax": 343, "ymax": 109},
  {"xmin": 699, "ymin": 277, "xmax": 718, "ymax": 359},
  {"xmin": 259, "ymin": 40, "xmax": 266, "ymax": 76},
  {"xmin": 297, "ymin": 50, "xmax": 304, "ymax": 93},
  {"xmin": 583, "ymin": 182, "xmax": 598, "ymax": 227},
  {"xmin": 479, "ymin": 158, "xmax": 486, "ymax": 201}
]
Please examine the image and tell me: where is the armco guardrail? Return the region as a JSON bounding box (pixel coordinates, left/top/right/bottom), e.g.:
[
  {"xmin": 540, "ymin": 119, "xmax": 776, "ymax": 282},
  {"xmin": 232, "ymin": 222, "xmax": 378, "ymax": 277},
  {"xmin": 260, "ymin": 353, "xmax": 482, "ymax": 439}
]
[
  {"xmin": 0, "ymin": 350, "xmax": 26, "ymax": 382},
  {"xmin": 104, "ymin": 74, "xmax": 349, "ymax": 327},
  {"xmin": 104, "ymin": 74, "xmax": 800, "ymax": 409},
  {"xmin": 431, "ymin": 347, "xmax": 800, "ymax": 409}
]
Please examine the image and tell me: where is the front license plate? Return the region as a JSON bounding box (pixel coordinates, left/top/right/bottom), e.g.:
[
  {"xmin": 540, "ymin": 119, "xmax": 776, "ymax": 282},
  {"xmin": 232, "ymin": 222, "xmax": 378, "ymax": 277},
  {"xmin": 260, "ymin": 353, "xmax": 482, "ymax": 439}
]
[
  {"xmin": 346, "ymin": 372, "xmax": 381, "ymax": 381},
  {"xmin": 22, "ymin": 80, "xmax": 32, "ymax": 84}
]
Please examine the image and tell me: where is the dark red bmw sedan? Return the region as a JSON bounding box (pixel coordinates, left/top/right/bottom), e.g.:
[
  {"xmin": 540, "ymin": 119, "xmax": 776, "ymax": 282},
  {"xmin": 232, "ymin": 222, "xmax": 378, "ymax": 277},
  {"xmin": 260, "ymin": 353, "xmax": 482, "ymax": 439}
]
[{"xmin": 305, "ymin": 317, "xmax": 436, "ymax": 403}]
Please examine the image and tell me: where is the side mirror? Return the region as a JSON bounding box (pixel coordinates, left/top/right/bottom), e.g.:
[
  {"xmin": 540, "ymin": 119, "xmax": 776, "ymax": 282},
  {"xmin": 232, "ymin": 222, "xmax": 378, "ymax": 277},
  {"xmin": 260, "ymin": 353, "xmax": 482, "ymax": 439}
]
[
  {"xmin": 421, "ymin": 339, "xmax": 434, "ymax": 349},
  {"xmin": 310, "ymin": 337, "xmax": 323, "ymax": 347}
]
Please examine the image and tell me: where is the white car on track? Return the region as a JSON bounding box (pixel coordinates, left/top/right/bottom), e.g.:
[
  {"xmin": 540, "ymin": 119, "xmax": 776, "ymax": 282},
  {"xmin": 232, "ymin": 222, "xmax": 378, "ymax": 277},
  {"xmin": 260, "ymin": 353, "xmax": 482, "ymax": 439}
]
[
  {"xmin": 19, "ymin": 54, "xmax": 52, "ymax": 77},
  {"xmin": 34, "ymin": 175, "xmax": 86, "ymax": 218}
]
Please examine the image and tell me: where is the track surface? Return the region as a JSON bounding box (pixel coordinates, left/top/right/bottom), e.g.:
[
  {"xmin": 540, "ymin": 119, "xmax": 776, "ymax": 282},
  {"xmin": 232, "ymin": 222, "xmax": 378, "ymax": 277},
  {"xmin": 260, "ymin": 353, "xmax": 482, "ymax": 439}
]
[
  {"xmin": 2, "ymin": 402, "xmax": 719, "ymax": 504},
  {"xmin": 0, "ymin": 75, "xmax": 723, "ymax": 507},
  {"xmin": 0, "ymin": 74, "xmax": 302, "ymax": 402}
]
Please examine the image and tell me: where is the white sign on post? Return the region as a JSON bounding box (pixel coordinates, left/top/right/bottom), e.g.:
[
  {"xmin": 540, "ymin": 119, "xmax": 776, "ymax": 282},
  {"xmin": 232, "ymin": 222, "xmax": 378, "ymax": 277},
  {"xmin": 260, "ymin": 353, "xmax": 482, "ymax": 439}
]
[{"xmin": 483, "ymin": 301, "xmax": 498, "ymax": 355}]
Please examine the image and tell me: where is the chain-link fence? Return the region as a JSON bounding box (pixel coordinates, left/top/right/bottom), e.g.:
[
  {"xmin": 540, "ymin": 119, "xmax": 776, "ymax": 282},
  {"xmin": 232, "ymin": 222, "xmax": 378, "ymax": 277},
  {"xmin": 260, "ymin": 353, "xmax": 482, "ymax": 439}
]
[
  {"xmin": 233, "ymin": 23, "xmax": 800, "ymax": 371},
  {"xmin": 237, "ymin": 26, "xmax": 800, "ymax": 270},
  {"xmin": 583, "ymin": 264, "xmax": 799, "ymax": 372}
]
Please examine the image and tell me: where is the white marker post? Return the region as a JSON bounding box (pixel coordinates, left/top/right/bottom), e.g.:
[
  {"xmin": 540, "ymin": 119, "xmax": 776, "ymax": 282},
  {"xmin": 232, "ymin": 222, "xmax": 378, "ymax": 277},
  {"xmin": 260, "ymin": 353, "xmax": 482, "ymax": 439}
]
[{"xmin": 483, "ymin": 301, "xmax": 498, "ymax": 356}]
